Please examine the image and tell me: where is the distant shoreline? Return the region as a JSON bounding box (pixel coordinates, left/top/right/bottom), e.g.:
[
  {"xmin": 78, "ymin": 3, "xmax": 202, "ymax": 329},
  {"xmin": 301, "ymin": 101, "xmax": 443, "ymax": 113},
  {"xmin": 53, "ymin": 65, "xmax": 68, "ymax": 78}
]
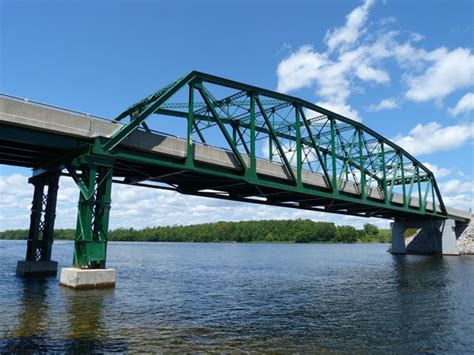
[
  {"xmin": 0, "ymin": 239, "xmax": 389, "ymax": 245},
  {"xmin": 0, "ymin": 219, "xmax": 391, "ymax": 244}
]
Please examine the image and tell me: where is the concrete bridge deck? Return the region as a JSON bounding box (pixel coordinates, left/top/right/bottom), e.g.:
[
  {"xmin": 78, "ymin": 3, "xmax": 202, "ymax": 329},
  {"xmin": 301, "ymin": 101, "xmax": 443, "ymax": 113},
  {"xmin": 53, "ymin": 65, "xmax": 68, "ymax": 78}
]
[{"xmin": 0, "ymin": 95, "xmax": 470, "ymax": 222}]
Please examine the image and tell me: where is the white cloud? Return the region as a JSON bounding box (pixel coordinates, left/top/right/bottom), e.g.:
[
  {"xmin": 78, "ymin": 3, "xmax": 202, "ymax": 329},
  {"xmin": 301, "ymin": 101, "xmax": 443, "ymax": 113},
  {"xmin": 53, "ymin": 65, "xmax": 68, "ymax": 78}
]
[
  {"xmin": 367, "ymin": 98, "xmax": 399, "ymax": 112},
  {"xmin": 355, "ymin": 65, "xmax": 390, "ymax": 83},
  {"xmin": 442, "ymin": 194, "xmax": 473, "ymax": 211},
  {"xmin": 325, "ymin": 0, "xmax": 375, "ymax": 53},
  {"xmin": 422, "ymin": 162, "xmax": 451, "ymax": 178},
  {"xmin": 448, "ymin": 92, "xmax": 474, "ymax": 117},
  {"xmin": 393, "ymin": 121, "xmax": 474, "ymax": 155},
  {"xmin": 316, "ymin": 100, "xmax": 361, "ymax": 122},
  {"xmin": 276, "ymin": 0, "xmax": 382, "ymax": 122},
  {"xmin": 441, "ymin": 179, "xmax": 474, "ymax": 195},
  {"xmin": 276, "ymin": 46, "xmax": 328, "ymax": 93},
  {"xmin": 276, "ymin": 0, "xmax": 474, "ymax": 118},
  {"xmin": 439, "ymin": 178, "xmax": 474, "ymax": 210},
  {"xmin": 405, "ymin": 48, "xmax": 474, "ymax": 103}
]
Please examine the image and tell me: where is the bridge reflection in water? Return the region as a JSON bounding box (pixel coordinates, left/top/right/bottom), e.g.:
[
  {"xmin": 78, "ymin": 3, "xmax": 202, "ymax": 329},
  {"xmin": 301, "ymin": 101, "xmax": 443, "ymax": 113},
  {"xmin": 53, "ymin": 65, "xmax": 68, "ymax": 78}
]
[{"xmin": 2, "ymin": 277, "xmax": 125, "ymax": 353}]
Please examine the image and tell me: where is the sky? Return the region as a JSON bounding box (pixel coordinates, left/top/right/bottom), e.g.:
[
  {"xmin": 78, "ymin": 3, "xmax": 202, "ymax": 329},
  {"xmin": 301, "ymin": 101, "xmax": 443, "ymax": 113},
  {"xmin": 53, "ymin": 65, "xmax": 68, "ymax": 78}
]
[{"xmin": 0, "ymin": 0, "xmax": 473, "ymax": 231}]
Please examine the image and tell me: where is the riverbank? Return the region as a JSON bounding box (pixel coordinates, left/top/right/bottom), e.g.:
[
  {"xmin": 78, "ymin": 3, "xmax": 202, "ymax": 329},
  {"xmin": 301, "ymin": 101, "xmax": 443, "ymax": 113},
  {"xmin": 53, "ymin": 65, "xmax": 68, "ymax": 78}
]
[{"xmin": 0, "ymin": 219, "xmax": 390, "ymax": 244}]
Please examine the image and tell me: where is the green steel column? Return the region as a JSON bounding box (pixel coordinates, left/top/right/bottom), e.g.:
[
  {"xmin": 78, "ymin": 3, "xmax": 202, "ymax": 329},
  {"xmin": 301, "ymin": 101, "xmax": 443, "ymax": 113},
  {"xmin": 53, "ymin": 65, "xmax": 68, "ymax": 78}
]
[
  {"xmin": 416, "ymin": 165, "xmax": 422, "ymax": 211},
  {"xmin": 400, "ymin": 153, "xmax": 406, "ymax": 207},
  {"xmin": 330, "ymin": 117, "xmax": 338, "ymax": 193},
  {"xmin": 358, "ymin": 129, "xmax": 366, "ymax": 199},
  {"xmin": 73, "ymin": 163, "xmax": 113, "ymax": 269},
  {"xmin": 232, "ymin": 125, "xmax": 237, "ymax": 145},
  {"xmin": 388, "ymin": 155, "xmax": 400, "ymax": 204},
  {"xmin": 323, "ymin": 153, "xmax": 328, "ymax": 174},
  {"xmin": 186, "ymin": 83, "xmax": 194, "ymax": 167},
  {"xmin": 380, "ymin": 142, "xmax": 388, "ymax": 205},
  {"xmin": 295, "ymin": 105, "xmax": 302, "ymax": 186},
  {"xmin": 92, "ymin": 166, "xmax": 112, "ymax": 257},
  {"xmin": 268, "ymin": 137, "xmax": 273, "ymax": 161},
  {"xmin": 249, "ymin": 92, "xmax": 256, "ymax": 177}
]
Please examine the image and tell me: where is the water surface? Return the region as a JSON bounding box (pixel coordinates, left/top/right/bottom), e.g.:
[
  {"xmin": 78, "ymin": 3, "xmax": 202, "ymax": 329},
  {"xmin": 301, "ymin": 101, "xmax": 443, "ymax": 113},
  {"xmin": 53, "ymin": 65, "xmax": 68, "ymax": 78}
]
[{"xmin": 1, "ymin": 241, "xmax": 473, "ymax": 352}]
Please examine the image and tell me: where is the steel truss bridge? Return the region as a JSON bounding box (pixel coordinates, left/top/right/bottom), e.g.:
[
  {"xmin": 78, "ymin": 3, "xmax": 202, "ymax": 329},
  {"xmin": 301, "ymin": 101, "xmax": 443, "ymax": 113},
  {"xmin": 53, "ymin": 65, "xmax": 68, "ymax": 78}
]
[{"xmin": 0, "ymin": 71, "xmax": 470, "ymax": 270}]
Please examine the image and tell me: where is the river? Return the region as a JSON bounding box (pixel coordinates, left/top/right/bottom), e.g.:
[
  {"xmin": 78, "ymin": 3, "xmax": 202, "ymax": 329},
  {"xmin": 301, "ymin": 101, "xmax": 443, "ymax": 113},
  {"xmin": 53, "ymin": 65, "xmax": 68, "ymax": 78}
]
[{"xmin": 0, "ymin": 240, "xmax": 473, "ymax": 352}]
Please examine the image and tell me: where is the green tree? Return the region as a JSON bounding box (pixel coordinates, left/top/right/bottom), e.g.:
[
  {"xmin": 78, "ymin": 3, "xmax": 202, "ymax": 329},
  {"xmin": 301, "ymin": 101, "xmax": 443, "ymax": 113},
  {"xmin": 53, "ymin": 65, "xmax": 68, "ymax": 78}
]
[
  {"xmin": 363, "ymin": 223, "xmax": 379, "ymax": 236},
  {"xmin": 336, "ymin": 225, "xmax": 358, "ymax": 243}
]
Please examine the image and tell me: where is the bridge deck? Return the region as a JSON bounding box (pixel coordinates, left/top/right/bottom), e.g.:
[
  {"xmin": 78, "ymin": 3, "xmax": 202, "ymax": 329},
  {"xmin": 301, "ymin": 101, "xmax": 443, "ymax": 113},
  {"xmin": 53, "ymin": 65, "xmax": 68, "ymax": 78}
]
[{"xmin": 0, "ymin": 95, "xmax": 470, "ymax": 222}]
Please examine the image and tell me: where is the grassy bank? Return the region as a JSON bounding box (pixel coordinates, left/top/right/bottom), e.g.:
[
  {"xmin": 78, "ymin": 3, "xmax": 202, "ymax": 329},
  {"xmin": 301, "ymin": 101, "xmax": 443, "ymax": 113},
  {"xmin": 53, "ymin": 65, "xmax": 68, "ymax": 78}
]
[{"xmin": 0, "ymin": 219, "xmax": 390, "ymax": 243}]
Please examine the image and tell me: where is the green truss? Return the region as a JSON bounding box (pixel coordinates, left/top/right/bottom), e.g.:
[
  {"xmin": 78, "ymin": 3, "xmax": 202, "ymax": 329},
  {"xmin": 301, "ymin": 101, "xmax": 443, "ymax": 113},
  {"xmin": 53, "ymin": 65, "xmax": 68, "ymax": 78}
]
[
  {"xmin": 17, "ymin": 71, "xmax": 455, "ymax": 269},
  {"xmin": 104, "ymin": 71, "xmax": 446, "ymax": 218}
]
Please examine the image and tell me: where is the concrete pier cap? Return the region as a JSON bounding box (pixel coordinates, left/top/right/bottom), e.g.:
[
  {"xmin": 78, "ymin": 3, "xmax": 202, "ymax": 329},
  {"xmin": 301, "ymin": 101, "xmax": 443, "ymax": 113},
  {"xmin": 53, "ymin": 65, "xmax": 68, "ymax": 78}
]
[{"xmin": 60, "ymin": 268, "xmax": 116, "ymax": 290}]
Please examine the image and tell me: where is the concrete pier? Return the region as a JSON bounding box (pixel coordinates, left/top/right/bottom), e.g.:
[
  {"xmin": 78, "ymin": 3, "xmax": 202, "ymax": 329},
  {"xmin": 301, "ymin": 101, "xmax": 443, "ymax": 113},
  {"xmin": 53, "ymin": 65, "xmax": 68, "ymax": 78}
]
[
  {"xmin": 16, "ymin": 260, "xmax": 58, "ymax": 276},
  {"xmin": 391, "ymin": 219, "xmax": 469, "ymax": 255},
  {"xmin": 60, "ymin": 268, "xmax": 116, "ymax": 289}
]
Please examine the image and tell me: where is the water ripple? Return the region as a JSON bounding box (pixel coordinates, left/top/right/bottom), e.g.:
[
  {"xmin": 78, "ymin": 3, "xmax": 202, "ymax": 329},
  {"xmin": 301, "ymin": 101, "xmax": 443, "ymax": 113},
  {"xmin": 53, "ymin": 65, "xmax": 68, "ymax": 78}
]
[{"xmin": 1, "ymin": 241, "xmax": 473, "ymax": 352}]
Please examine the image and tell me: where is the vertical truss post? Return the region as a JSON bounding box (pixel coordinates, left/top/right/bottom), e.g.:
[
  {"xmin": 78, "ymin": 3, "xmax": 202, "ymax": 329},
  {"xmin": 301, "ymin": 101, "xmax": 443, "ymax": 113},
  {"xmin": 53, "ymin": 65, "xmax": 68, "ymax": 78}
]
[
  {"xmin": 330, "ymin": 117, "xmax": 338, "ymax": 193},
  {"xmin": 268, "ymin": 137, "xmax": 273, "ymax": 161},
  {"xmin": 295, "ymin": 104, "xmax": 302, "ymax": 186},
  {"xmin": 416, "ymin": 165, "xmax": 422, "ymax": 211},
  {"xmin": 380, "ymin": 141, "xmax": 388, "ymax": 205},
  {"xmin": 249, "ymin": 92, "xmax": 257, "ymax": 178},
  {"xmin": 186, "ymin": 83, "xmax": 194, "ymax": 167},
  {"xmin": 400, "ymin": 153, "xmax": 406, "ymax": 207},
  {"xmin": 72, "ymin": 161, "xmax": 113, "ymax": 269},
  {"xmin": 232, "ymin": 125, "xmax": 237, "ymax": 145},
  {"xmin": 358, "ymin": 129, "xmax": 366, "ymax": 200},
  {"xmin": 25, "ymin": 172, "xmax": 60, "ymax": 262},
  {"xmin": 389, "ymin": 155, "xmax": 400, "ymax": 204}
]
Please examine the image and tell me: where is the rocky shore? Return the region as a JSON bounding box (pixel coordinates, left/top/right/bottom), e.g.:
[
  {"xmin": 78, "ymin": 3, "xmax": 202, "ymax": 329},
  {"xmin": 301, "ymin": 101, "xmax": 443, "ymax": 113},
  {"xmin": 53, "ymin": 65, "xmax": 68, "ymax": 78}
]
[{"xmin": 457, "ymin": 219, "xmax": 474, "ymax": 255}]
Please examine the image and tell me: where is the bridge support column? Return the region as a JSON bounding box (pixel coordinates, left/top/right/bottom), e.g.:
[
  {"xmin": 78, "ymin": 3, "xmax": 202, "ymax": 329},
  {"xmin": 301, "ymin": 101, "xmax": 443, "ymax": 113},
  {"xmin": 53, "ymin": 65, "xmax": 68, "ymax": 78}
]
[
  {"xmin": 17, "ymin": 172, "xmax": 60, "ymax": 276},
  {"xmin": 390, "ymin": 221, "xmax": 407, "ymax": 254},
  {"xmin": 390, "ymin": 219, "xmax": 463, "ymax": 255},
  {"xmin": 60, "ymin": 161, "xmax": 116, "ymax": 289}
]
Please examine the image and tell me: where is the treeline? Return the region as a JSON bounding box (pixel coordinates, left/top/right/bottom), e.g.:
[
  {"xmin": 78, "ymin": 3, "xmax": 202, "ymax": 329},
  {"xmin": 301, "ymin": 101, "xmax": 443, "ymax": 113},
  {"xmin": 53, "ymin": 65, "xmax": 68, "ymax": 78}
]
[{"xmin": 0, "ymin": 220, "xmax": 390, "ymax": 243}]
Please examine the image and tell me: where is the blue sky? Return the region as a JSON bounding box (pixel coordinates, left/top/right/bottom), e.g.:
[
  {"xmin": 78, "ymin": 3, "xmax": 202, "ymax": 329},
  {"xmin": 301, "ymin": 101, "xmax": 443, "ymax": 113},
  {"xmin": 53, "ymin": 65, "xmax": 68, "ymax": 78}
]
[{"xmin": 0, "ymin": 0, "xmax": 473, "ymax": 230}]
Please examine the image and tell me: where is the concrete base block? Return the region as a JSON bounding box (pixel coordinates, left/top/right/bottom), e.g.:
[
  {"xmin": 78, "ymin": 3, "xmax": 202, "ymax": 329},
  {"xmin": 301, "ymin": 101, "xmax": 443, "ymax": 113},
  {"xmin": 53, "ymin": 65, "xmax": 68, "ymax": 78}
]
[
  {"xmin": 16, "ymin": 260, "xmax": 58, "ymax": 276},
  {"xmin": 60, "ymin": 268, "xmax": 116, "ymax": 290}
]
